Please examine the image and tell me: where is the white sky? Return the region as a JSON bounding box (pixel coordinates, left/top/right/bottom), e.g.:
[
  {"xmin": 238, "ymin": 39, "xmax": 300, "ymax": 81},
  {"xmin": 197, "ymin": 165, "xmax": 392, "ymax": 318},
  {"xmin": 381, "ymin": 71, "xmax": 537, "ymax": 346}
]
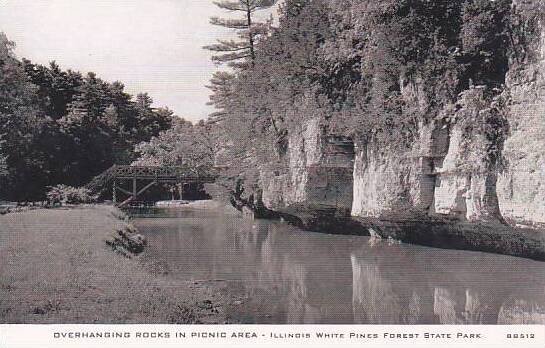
[{"xmin": 0, "ymin": 0, "xmax": 276, "ymax": 121}]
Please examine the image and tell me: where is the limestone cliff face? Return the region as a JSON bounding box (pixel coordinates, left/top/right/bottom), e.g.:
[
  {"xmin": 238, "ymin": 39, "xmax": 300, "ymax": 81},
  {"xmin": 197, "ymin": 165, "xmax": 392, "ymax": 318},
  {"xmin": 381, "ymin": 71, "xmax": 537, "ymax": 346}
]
[
  {"xmin": 431, "ymin": 109, "xmax": 503, "ymax": 223},
  {"xmin": 351, "ymin": 133, "xmax": 435, "ymax": 219},
  {"xmin": 351, "ymin": 8, "xmax": 545, "ymax": 228},
  {"xmin": 260, "ymin": 118, "xmax": 355, "ymax": 216},
  {"xmin": 496, "ymin": 21, "xmax": 545, "ymax": 228},
  {"xmin": 351, "ymin": 86, "xmax": 506, "ymax": 223},
  {"xmin": 247, "ymin": 2, "xmax": 544, "ymax": 234},
  {"xmin": 351, "ymin": 85, "xmax": 542, "ymax": 227},
  {"xmin": 257, "ymin": 73, "xmax": 544, "ymax": 228}
]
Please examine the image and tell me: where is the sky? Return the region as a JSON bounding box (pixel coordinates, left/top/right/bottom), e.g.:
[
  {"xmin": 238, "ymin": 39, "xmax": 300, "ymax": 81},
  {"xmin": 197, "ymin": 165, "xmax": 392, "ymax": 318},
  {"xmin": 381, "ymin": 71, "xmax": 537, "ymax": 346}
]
[{"xmin": 0, "ymin": 0, "xmax": 275, "ymax": 121}]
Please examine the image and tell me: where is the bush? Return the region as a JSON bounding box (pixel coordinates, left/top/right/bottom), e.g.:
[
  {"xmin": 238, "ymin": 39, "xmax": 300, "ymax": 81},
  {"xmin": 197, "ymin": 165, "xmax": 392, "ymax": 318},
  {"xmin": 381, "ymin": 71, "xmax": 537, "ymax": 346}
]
[{"xmin": 46, "ymin": 185, "xmax": 96, "ymax": 205}]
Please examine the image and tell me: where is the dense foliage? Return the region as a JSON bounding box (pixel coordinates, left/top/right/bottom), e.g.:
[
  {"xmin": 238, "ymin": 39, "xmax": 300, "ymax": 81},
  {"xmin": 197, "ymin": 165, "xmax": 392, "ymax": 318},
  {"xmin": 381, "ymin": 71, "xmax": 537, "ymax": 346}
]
[
  {"xmin": 2, "ymin": 0, "xmax": 540, "ymax": 201},
  {"xmin": 46, "ymin": 184, "xmax": 96, "ymax": 205},
  {"xmin": 133, "ymin": 118, "xmax": 216, "ymax": 176},
  {"xmin": 0, "ymin": 33, "xmax": 173, "ymax": 201},
  {"xmin": 208, "ymin": 0, "xmax": 533, "ymax": 181}
]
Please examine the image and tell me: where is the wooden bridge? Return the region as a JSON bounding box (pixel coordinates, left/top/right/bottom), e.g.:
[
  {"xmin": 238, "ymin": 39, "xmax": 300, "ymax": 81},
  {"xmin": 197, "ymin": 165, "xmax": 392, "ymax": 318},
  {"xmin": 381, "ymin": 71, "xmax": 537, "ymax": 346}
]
[{"xmin": 86, "ymin": 165, "xmax": 217, "ymax": 207}]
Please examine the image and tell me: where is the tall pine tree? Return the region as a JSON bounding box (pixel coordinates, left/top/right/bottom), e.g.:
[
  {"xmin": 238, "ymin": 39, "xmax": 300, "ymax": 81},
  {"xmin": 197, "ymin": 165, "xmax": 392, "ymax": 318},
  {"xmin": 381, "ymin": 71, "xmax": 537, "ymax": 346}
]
[
  {"xmin": 204, "ymin": 0, "xmax": 277, "ymax": 68},
  {"xmin": 204, "ymin": 1, "xmax": 276, "ymax": 123}
]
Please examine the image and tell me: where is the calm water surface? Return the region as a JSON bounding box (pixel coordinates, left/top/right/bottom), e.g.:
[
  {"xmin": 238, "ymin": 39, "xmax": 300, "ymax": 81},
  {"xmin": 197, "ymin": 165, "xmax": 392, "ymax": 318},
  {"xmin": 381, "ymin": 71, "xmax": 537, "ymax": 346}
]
[{"xmin": 130, "ymin": 205, "xmax": 545, "ymax": 324}]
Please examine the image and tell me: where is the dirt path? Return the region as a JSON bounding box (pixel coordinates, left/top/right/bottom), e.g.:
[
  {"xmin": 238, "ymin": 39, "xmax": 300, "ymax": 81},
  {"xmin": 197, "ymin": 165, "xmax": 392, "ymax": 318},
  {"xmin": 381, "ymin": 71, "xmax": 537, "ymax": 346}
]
[{"xmin": 0, "ymin": 206, "xmax": 238, "ymax": 324}]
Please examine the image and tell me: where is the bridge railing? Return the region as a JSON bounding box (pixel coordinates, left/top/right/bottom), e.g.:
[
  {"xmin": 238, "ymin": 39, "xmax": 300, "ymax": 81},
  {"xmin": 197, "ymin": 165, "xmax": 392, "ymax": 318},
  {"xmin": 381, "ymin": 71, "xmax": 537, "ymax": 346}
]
[
  {"xmin": 111, "ymin": 165, "xmax": 212, "ymax": 178},
  {"xmin": 85, "ymin": 165, "xmax": 218, "ymax": 192}
]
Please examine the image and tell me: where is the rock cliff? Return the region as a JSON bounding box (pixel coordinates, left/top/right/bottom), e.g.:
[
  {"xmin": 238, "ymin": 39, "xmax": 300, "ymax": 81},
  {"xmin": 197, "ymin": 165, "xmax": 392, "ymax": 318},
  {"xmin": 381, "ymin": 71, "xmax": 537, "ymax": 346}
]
[
  {"xmin": 496, "ymin": 9, "xmax": 545, "ymax": 228},
  {"xmin": 352, "ymin": 86, "xmax": 507, "ymax": 224},
  {"xmin": 227, "ymin": 1, "xmax": 545, "ymax": 259},
  {"xmin": 258, "ymin": 118, "xmax": 357, "ymax": 229}
]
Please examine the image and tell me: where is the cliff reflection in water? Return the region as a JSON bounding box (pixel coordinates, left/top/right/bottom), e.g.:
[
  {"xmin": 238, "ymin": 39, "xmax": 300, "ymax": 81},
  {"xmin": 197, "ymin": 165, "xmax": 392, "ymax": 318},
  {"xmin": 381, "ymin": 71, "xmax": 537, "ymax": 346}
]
[
  {"xmin": 132, "ymin": 207, "xmax": 545, "ymax": 324},
  {"xmin": 351, "ymin": 244, "xmax": 545, "ymax": 324}
]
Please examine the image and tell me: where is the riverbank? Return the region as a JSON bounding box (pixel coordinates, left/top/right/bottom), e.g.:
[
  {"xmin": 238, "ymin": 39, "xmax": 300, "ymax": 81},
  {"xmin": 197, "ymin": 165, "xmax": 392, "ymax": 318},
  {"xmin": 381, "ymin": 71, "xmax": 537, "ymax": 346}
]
[
  {"xmin": 0, "ymin": 205, "xmax": 240, "ymax": 323},
  {"xmin": 355, "ymin": 215, "xmax": 545, "ymax": 262},
  {"xmin": 0, "ymin": 202, "xmax": 45, "ymax": 215},
  {"xmin": 235, "ymin": 201, "xmax": 545, "ymax": 261}
]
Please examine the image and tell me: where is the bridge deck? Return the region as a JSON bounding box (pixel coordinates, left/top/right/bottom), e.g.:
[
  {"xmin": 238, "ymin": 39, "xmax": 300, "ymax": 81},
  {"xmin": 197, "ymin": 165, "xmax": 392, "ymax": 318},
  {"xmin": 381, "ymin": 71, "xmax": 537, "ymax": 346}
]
[
  {"xmin": 86, "ymin": 165, "xmax": 218, "ymax": 207},
  {"xmin": 109, "ymin": 165, "xmax": 217, "ymax": 182}
]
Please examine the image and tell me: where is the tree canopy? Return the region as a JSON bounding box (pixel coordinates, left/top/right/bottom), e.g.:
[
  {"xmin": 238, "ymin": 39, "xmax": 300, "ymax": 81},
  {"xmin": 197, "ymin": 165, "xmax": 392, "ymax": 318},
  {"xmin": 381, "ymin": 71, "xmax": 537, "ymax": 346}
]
[
  {"xmin": 133, "ymin": 118, "xmax": 217, "ymax": 176},
  {"xmin": 0, "ymin": 33, "xmax": 173, "ymax": 200},
  {"xmin": 205, "ymin": 0, "xmax": 524, "ymax": 183}
]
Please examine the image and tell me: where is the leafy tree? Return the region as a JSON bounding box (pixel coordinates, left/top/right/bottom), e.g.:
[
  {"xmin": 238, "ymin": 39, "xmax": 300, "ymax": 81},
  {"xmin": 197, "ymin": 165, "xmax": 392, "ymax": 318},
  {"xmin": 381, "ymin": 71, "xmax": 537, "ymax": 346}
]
[
  {"xmin": 207, "ymin": 0, "xmax": 518, "ymax": 195},
  {"xmin": 461, "ymin": 0, "xmax": 511, "ymax": 86},
  {"xmin": 134, "ymin": 118, "xmax": 216, "ymax": 175},
  {"xmin": 22, "ymin": 60, "xmax": 84, "ymax": 120},
  {"xmin": 206, "ymin": 71, "xmax": 236, "ymax": 122},
  {"xmin": 0, "ymin": 135, "xmax": 8, "ymax": 178},
  {"xmin": 132, "ymin": 93, "xmax": 173, "ymax": 143},
  {"xmin": 0, "ymin": 32, "xmax": 174, "ymax": 200},
  {"xmin": 218, "ymin": 0, "xmax": 332, "ymax": 138},
  {"xmin": 0, "ymin": 32, "xmax": 53, "ymax": 200}
]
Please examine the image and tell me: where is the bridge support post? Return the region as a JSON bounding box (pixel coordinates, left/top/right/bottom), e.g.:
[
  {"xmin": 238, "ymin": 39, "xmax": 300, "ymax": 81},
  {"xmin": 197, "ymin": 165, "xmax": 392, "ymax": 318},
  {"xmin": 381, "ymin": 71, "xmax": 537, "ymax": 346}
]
[
  {"xmin": 132, "ymin": 178, "xmax": 137, "ymax": 202},
  {"xmin": 178, "ymin": 183, "xmax": 184, "ymax": 200},
  {"xmin": 113, "ymin": 180, "xmax": 117, "ymax": 204},
  {"xmin": 89, "ymin": 165, "xmax": 216, "ymax": 207}
]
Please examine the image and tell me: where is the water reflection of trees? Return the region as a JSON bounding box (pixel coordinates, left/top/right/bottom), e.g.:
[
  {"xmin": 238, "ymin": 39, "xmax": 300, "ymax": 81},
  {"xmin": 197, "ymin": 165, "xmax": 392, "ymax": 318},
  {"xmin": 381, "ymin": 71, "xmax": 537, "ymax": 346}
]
[
  {"xmin": 136, "ymin": 213, "xmax": 544, "ymax": 324},
  {"xmin": 232, "ymin": 221, "xmax": 354, "ymax": 324}
]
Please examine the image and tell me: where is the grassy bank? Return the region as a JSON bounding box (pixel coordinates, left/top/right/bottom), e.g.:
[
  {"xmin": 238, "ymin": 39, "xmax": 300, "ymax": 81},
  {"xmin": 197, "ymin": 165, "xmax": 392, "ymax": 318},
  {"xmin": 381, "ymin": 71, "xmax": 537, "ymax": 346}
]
[{"xmin": 0, "ymin": 205, "xmax": 238, "ymax": 323}]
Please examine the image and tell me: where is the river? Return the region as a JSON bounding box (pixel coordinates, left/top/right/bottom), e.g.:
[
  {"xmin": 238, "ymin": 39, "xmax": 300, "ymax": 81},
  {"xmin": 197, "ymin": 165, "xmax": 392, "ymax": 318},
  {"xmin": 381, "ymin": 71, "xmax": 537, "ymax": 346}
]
[{"xmin": 129, "ymin": 202, "xmax": 545, "ymax": 325}]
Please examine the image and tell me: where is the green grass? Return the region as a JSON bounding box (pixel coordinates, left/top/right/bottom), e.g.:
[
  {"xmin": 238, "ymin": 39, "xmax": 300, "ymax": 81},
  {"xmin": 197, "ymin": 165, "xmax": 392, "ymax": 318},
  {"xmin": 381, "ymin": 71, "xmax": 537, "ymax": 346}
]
[{"xmin": 0, "ymin": 206, "xmax": 234, "ymax": 323}]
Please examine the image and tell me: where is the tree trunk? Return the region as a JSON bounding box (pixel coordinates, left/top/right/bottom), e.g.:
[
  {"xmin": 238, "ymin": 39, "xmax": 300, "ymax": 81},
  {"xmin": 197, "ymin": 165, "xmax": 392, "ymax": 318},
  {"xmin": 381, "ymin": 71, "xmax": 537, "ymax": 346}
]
[{"xmin": 247, "ymin": 7, "xmax": 255, "ymax": 65}]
